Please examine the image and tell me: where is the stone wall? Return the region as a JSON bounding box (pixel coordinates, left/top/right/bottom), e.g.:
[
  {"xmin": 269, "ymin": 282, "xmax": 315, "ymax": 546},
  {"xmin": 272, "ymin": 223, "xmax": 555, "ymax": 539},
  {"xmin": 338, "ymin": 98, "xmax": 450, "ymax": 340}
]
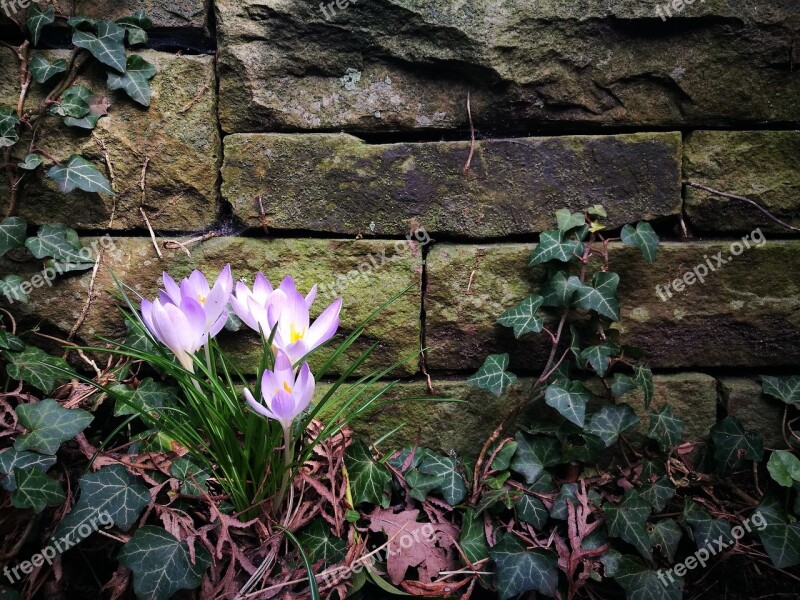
[{"xmin": 3, "ymin": 0, "xmax": 799, "ymax": 455}]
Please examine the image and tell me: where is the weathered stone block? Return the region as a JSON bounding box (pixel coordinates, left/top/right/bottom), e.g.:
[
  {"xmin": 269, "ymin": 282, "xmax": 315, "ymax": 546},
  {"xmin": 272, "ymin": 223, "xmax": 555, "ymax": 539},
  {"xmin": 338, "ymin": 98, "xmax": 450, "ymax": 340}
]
[
  {"xmin": 0, "ymin": 51, "xmax": 219, "ymax": 231},
  {"xmin": 3, "ymin": 237, "xmax": 422, "ymax": 375},
  {"xmin": 722, "ymin": 378, "xmax": 786, "ymax": 448},
  {"xmin": 317, "ymin": 372, "xmax": 716, "ymax": 456},
  {"xmin": 49, "ymin": 0, "xmax": 209, "ymax": 31},
  {"xmin": 685, "ymin": 131, "xmax": 800, "ymax": 233},
  {"xmin": 426, "ymin": 241, "xmax": 800, "ymax": 372},
  {"xmin": 216, "ymin": 0, "xmax": 800, "ymax": 132},
  {"xmin": 222, "ymin": 132, "xmax": 682, "ymax": 237}
]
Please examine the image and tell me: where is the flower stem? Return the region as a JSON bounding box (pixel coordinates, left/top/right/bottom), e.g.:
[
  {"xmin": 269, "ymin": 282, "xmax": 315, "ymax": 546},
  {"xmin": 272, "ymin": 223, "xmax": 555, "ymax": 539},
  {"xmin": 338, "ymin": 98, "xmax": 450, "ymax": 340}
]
[{"xmin": 273, "ymin": 425, "xmax": 294, "ymax": 518}]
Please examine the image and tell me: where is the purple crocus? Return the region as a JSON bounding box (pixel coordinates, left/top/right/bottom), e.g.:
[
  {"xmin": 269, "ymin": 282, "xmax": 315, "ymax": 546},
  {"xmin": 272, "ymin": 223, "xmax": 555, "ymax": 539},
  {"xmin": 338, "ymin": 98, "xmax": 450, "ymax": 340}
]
[
  {"xmin": 140, "ymin": 265, "xmax": 233, "ymax": 371},
  {"xmin": 243, "ymin": 350, "xmax": 315, "ymax": 429}
]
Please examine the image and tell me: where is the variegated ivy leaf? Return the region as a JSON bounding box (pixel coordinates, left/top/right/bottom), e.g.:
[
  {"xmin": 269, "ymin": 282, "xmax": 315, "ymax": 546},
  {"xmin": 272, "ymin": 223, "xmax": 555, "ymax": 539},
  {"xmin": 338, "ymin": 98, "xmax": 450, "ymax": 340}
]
[
  {"xmin": 572, "ymin": 271, "xmax": 620, "ymax": 321},
  {"xmin": 29, "ymin": 54, "xmax": 67, "ymax": 83},
  {"xmin": 762, "ymin": 375, "xmax": 800, "ymax": 406},
  {"xmin": 344, "ymin": 439, "xmax": 391, "ymax": 507},
  {"xmin": 460, "ymin": 508, "xmax": 489, "ymax": 563},
  {"xmin": 681, "ymin": 500, "xmax": 732, "ymax": 549},
  {"xmin": 111, "ymin": 378, "xmax": 178, "ymax": 418},
  {"xmin": 73, "ymin": 21, "xmax": 127, "ymax": 72},
  {"xmin": 119, "ymin": 526, "xmax": 211, "ymax": 600},
  {"xmin": 0, "ymin": 448, "xmax": 57, "ymax": 491},
  {"xmin": 579, "ymin": 344, "xmax": 616, "ymax": 376},
  {"xmin": 417, "ymin": 451, "xmax": 466, "ymax": 505},
  {"xmin": 554, "ymin": 208, "xmax": 585, "ymax": 232},
  {"xmin": 509, "ymin": 432, "xmax": 562, "ymax": 484},
  {"xmin": 648, "ymin": 518, "xmax": 682, "ymax": 562},
  {"xmin": 11, "ymin": 467, "xmax": 65, "ymax": 513},
  {"xmin": 14, "ymin": 399, "xmax": 92, "ymax": 455},
  {"xmin": 27, "ymin": 4, "xmax": 55, "ymax": 46},
  {"xmin": 53, "ymin": 464, "xmax": 150, "ymax": 541},
  {"xmin": 633, "ymin": 364, "xmax": 654, "ymax": 408},
  {"xmin": 497, "ymin": 295, "xmax": 544, "ymax": 338},
  {"xmin": 25, "ymin": 222, "xmax": 95, "ymax": 269},
  {"xmin": 47, "ymin": 155, "xmax": 114, "ymax": 195},
  {"xmin": 528, "ymin": 229, "xmax": 585, "ymax": 266},
  {"xmin": 540, "ymin": 270, "xmax": 581, "ymax": 307},
  {"xmin": 545, "ymin": 380, "xmax": 592, "ymax": 427},
  {"xmin": 5, "ymin": 347, "xmax": 73, "ymax": 394},
  {"xmin": 489, "ymin": 534, "xmax": 559, "ymax": 600},
  {"xmin": 108, "ymin": 55, "xmax": 157, "ymax": 106},
  {"xmin": 614, "ymin": 555, "xmax": 683, "ymax": 600},
  {"xmin": 611, "ymin": 373, "xmax": 637, "ymax": 397},
  {"xmin": 0, "ymin": 216, "xmax": 27, "ymax": 256},
  {"xmin": 169, "ymin": 456, "xmax": 210, "ymax": 496},
  {"xmin": 468, "ymin": 353, "xmax": 516, "ymax": 397},
  {"xmin": 646, "ymin": 405, "xmax": 684, "ymax": 452},
  {"xmin": 296, "ymin": 518, "xmax": 346, "ymax": 566},
  {"xmin": 0, "ymin": 107, "xmax": 20, "ymax": 148},
  {"xmin": 515, "ymin": 493, "xmax": 549, "ymax": 529},
  {"xmin": 710, "ymin": 415, "xmax": 764, "ymax": 472},
  {"xmin": 621, "ymin": 221, "xmax": 659, "ymax": 264},
  {"xmin": 586, "ymin": 403, "xmax": 640, "ymax": 447},
  {"xmin": 639, "ymin": 476, "xmax": 675, "ymax": 512},
  {"xmin": 17, "ymin": 153, "xmax": 43, "ymax": 170},
  {"xmin": 604, "ymin": 490, "xmax": 653, "ymax": 560}
]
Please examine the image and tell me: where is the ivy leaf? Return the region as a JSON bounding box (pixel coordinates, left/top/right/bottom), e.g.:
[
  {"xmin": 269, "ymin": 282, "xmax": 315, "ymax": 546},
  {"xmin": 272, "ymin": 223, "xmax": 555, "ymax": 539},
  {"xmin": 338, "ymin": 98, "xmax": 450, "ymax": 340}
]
[
  {"xmin": 489, "ymin": 534, "xmax": 559, "ymax": 599},
  {"xmin": 604, "ymin": 490, "xmax": 653, "ymax": 560},
  {"xmin": 490, "ymin": 441, "xmax": 518, "ymax": 471},
  {"xmin": 510, "ymin": 432, "xmax": 562, "ymax": 484},
  {"xmin": 0, "ymin": 107, "xmax": 20, "ymax": 148},
  {"xmin": 646, "ymin": 405, "xmax": 684, "ymax": 452},
  {"xmin": 169, "ymin": 457, "xmax": 210, "ymax": 496},
  {"xmin": 468, "ymin": 353, "xmax": 516, "ymax": 397},
  {"xmin": 579, "ymin": 345, "xmax": 616, "ymax": 376},
  {"xmin": 14, "ymin": 399, "xmax": 92, "ymax": 455},
  {"xmin": 29, "ymin": 54, "xmax": 67, "ymax": 83},
  {"xmin": 111, "ymin": 378, "xmax": 178, "ymax": 418},
  {"xmin": 0, "ymin": 276, "xmax": 27, "ymax": 303},
  {"xmin": 550, "ymin": 483, "xmax": 602, "ymax": 520},
  {"xmin": 115, "ymin": 13, "xmax": 154, "ymax": 46},
  {"xmin": 621, "ymin": 222, "xmax": 659, "ymax": 264},
  {"xmin": 47, "ymin": 155, "xmax": 114, "ymax": 195},
  {"xmin": 418, "ymin": 452, "xmax": 466, "ymax": 505},
  {"xmin": 633, "ymin": 364, "xmax": 654, "ymax": 408},
  {"xmin": 610, "ymin": 373, "xmax": 637, "ymax": 398},
  {"xmin": 54, "ymin": 85, "xmax": 92, "ymax": 118},
  {"xmin": 118, "ymin": 526, "xmax": 211, "ymax": 600},
  {"xmin": 515, "ymin": 493, "xmax": 549, "ymax": 529},
  {"xmin": 11, "ymin": 467, "xmax": 65, "ymax": 513},
  {"xmin": 497, "ymin": 295, "xmax": 544, "ymax": 338},
  {"xmin": 72, "ymin": 21, "xmax": 127, "ymax": 72},
  {"xmin": 648, "ymin": 519, "xmax": 682, "ymax": 562},
  {"xmin": 460, "ymin": 508, "xmax": 489, "ymax": 563},
  {"xmin": 0, "ymin": 216, "xmax": 27, "ymax": 256},
  {"xmin": 587, "ymin": 204, "xmax": 607, "ymax": 217},
  {"xmin": 27, "ymin": 4, "xmax": 55, "ymax": 46},
  {"xmin": 639, "ymin": 477, "xmax": 675, "ymax": 512},
  {"xmin": 572, "ymin": 271, "xmax": 620, "ymax": 321},
  {"xmin": 344, "ymin": 439, "xmax": 391, "ymax": 506},
  {"xmin": 615, "ymin": 555, "xmax": 683, "ymax": 600},
  {"xmin": 555, "ymin": 208, "xmax": 585, "ymax": 232},
  {"xmin": 541, "ymin": 271, "xmax": 581, "ymax": 308},
  {"xmin": 586, "ymin": 404, "xmax": 640, "ymax": 447},
  {"xmin": 757, "ymin": 498, "xmax": 800, "ymax": 568},
  {"xmin": 17, "ymin": 153, "xmax": 43, "ymax": 170},
  {"xmin": 529, "ymin": 230, "xmax": 584, "ymax": 266},
  {"xmin": 767, "ymin": 450, "xmax": 800, "ymax": 487},
  {"xmin": 0, "ymin": 448, "xmax": 57, "ymax": 491},
  {"xmin": 107, "ymin": 55, "xmax": 157, "ymax": 107},
  {"xmin": 710, "ymin": 415, "xmax": 764, "ymax": 472},
  {"xmin": 545, "ymin": 380, "xmax": 592, "ymax": 427},
  {"xmin": 53, "ymin": 464, "xmax": 150, "ymax": 541},
  {"xmin": 5, "ymin": 347, "xmax": 73, "ymax": 394},
  {"xmin": 762, "ymin": 375, "xmax": 800, "ymax": 406},
  {"xmin": 296, "ymin": 519, "xmax": 346, "ymax": 566},
  {"xmin": 25, "ymin": 223, "xmax": 96, "ymax": 272},
  {"xmin": 681, "ymin": 500, "xmax": 732, "ymax": 549}
]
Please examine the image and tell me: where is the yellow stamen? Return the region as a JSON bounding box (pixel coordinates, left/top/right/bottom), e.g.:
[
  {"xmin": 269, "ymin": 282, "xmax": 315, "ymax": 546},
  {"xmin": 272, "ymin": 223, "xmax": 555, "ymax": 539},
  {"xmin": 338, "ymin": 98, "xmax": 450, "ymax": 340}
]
[
  {"xmin": 275, "ymin": 381, "xmax": 293, "ymax": 395},
  {"xmin": 197, "ymin": 293, "xmax": 206, "ymax": 305},
  {"xmin": 289, "ymin": 322, "xmax": 305, "ymax": 343}
]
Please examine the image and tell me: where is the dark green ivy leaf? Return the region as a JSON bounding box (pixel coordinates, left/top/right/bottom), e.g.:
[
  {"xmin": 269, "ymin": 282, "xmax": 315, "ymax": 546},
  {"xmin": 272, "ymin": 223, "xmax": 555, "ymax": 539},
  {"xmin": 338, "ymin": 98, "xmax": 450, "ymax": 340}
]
[
  {"xmin": 633, "ymin": 364, "xmax": 654, "ymax": 408},
  {"xmin": 572, "ymin": 271, "xmax": 620, "ymax": 321},
  {"xmin": 107, "ymin": 55, "xmax": 157, "ymax": 106},
  {"xmin": 510, "ymin": 432, "xmax": 562, "ymax": 484},
  {"xmin": 615, "ymin": 555, "xmax": 683, "ymax": 600},
  {"xmin": 5, "ymin": 346, "xmax": 72, "ymax": 393},
  {"xmin": 497, "ymin": 295, "xmax": 544, "ymax": 338},
  {"xmin": 0, "ymin": 107, "xmax": 20, "ymax": 148},
  {"xmin": 639, "ymin": 477, "xmax": 675, "ymax": 512},
  {"xmin": 14, "ymin": 399, "xmax": 92, "ymax": 455},
  {"xmin": 646, "ymin": 405, "xmax": 684, "ymax": 452},
  {"xmin": 72, "ymin": 21, "xmax": 127, "ymax": 72},
  {"xmin": 756, "ymin": 497, "xmax": 800, "ymax": 568},
  {"xmin": 541, "ymin": 271, "xmax": 581, "ymax": 307},
  {"xmin": 460, "ymin": 508, "xmax": 489, "ymax": 564},
  {"xmin": 296, "ymin": 518, "xmax": 346, "ymax": 566},
  {"xmin": 762, "ymin": 375, "xmax": 800, "ymax": 406},
  {"xmin": 767, "ymin": 450, "xmax": 800, "ymax": 487},
  {"xmin": 11, "ymin": 466, "xmax": 65, "ymax": 512},
  {"xmin": 344, "ymin": 439, "xmax": 391, "ymax": 507},
  {"xmin": 604, "ymin": 490, "xmax": 653, "ymax": 560},
  {"xmin": 489, "ymin": 534, "xmax": 559, "ymax": 599},
  {"xmin": 710, "ymin": 415, "xmax": 764, "ymax": 472},
  {"xmin": 545, "ymin": 380, "xmax": 592, "ymax": 427},
  {"xmin": 586, "ymin": 404, "xmax": 640, "ymax": 447},
  {"xmin": 0, "ymin": 216, "xmax": 27, "ymax": 257},
  {"xmin": 529, "ymin": 230, "xmax": 584, "ymax": 266},
  {"xmin": 648, "ymin": 519, "xmax": 682, "ymax": 562},
  {"xmin": 621, "ymin": 222, "xmax": 659, "ymax": 264},
  {"xmin": 47, "ymin": 155, "xmax": 114, "ymax": 195},
  {"xmin": 468, "ymin": 353, "xmax": 516, "ymax": 397},
  {"xmin": 27, "ymin": 4, "xmax": 55, "ymax": 46},
  {"xmin": 29, "ymin": 54, "xmax": 67, "ymax": 83},
  {"xmin": 418, "ymin": 452, "xmax": 466, "ymax": 505},
  {"xmin": 0, "ymin": 448, "xmax": 57, "ymax": 491}
]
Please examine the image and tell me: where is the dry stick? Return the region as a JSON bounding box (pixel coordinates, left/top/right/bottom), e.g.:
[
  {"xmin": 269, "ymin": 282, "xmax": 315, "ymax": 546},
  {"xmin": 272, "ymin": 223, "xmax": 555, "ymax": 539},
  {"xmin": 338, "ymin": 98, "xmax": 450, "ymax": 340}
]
[
  {"xmin": 463, "ymin": 87, "xmax": 476, "ymax": 174},
  {"xmin": 138, "ymin": 158, "xmax": 163, "ymax": 259},
  {"xmin": 684, "ymin": 181, "xmax": 800, "ymax": 233}
]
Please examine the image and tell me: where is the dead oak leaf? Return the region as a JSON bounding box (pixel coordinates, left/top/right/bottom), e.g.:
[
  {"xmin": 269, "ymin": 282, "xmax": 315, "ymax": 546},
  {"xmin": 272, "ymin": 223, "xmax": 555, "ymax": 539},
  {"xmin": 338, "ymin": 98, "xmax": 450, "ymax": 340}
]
[{"xmin": 367, "ymin": 507, "xmax": 458, "ymax": 585}]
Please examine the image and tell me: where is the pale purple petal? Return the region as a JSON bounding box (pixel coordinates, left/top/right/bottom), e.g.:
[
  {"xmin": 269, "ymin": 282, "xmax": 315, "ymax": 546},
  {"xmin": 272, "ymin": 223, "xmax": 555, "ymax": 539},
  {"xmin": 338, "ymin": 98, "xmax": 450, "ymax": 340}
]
[
  {"xmin": 162, "ymin": 272, "xmax": 182, "ymax": 305},
  {"xmin": 140, "ymin": 299, "xmax": 156, "ymax": 336},
  {"xmin": 268, "ymin": 389, "xmax": 299, "ymax": 424},
  {"xmin": 294, "ymin": 362, "xmax": 315, "ymax": 414},
  {"xmin": 244, "ymin": 388, "xmax": 279, "ymax": 421},
  {"xmin": 253, "ymin": 272, "xmax": 273, "ymax": 303},
  {"xmin": 304, "ymin": 284, "xmax": 318, "ymax": 309},
  {"xmin": 304, "ymin": 298, "xmax": 342, "ymax": 349}
]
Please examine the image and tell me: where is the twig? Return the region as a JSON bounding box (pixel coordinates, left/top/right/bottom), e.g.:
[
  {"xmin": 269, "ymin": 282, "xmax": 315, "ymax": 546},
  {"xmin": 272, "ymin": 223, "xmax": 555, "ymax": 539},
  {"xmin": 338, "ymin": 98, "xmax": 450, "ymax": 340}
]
[
  {"xmin": 140, "ymin": 207, "xmax": 162, "ymax": 259},
  {"xmin": 463, "ymin": 88, "xmax": 475, "ymax": 174},
  {"xmin": 66, "ymin": 252, "xmax": 103, "ymax": 344},
  {"xmin": 684, "ymin": 181, "xmax": 800, "ymax": 233},
  {"xmin": 179, "ymin": 71, "xmax": 213, "ymax": 113}
]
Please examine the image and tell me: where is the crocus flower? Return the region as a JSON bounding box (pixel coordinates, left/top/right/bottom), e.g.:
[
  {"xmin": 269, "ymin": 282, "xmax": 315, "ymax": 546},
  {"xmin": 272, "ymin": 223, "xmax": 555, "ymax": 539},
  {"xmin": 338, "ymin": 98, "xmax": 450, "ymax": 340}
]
[
  {"xmin": 267, "ymin": 282, "xmax": 342, "ymax": 365},
  {"xmin": 140, "ymin": 296, "xmax": 207, "ymax": 371},
  {"xmin": 160, "ymin": 265, "xmax": 233, "ymax": 339},
  {"xmin": 243, "ymin": 350, "xmax": 315, "ymax": 429},
  {"xmin": 230, "ymin": 274, "xmax": 317, "ymax": 336},
  {"xmin": 140, "ymin": 265, "xmax": 233, "ymax": 371}
]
